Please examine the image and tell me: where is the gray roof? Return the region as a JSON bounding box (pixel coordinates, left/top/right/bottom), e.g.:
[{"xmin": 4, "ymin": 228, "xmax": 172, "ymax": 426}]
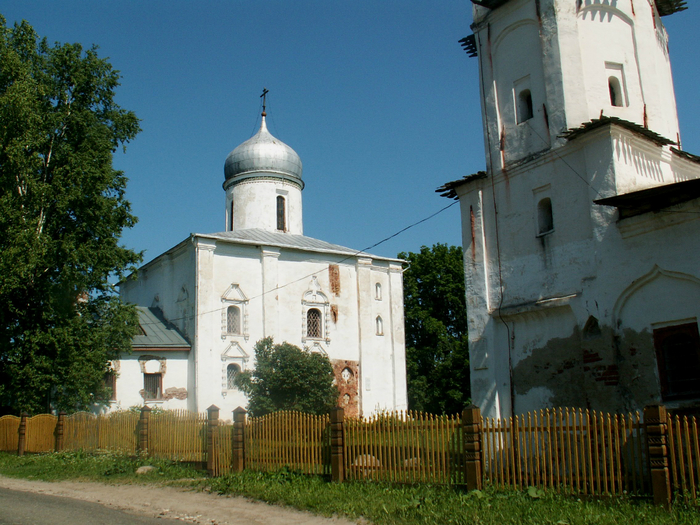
[
  {"xmin": 198, "ymin": 229, "xmax": 404, "ymax": 263},
  {"xmin": 133, "ymin": 307, "xmax": 190, "ymax": 350}
]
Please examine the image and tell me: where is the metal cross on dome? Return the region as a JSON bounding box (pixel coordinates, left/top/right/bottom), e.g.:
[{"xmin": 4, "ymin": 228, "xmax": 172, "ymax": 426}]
[{"xmin": 260, "ymin": 87, "xmax": 269, "ymax": 115}]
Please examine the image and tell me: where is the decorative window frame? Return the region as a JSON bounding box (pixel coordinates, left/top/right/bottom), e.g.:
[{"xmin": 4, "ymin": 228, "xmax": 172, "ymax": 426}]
[
  {"xmin": 221, "ymin": 341, "xmax": 249, "ymax": 396},
  {"xmin": 302, "ymin": 276, "xmax": 331, "ymax": 344},
  {"xmin": 221, "ymin": 284, "xmax": 249, "ymax": 340}
]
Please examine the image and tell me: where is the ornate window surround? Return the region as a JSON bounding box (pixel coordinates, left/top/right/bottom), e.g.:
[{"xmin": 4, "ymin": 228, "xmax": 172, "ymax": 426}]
[
  {"xmin": 302, "ymin": 276, "xmax": 331, "ymax": 345},
  {"xmin": 221, "ymin": 283, "xmax": 249, "ymax": 340},
  {"xmin": 221, "ymin": 341, "xmax": 249, "ymax": 396}
]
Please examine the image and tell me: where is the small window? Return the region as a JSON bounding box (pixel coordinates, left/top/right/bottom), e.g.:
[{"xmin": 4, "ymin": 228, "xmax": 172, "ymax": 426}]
[
  {"xmin": 517, "ymin": 89, "xmax": 534, "ymax": 123},
  {"xmin": 143, "ymin": 373, "xmax": 162, "ymax": 400},
  {"xmin": 609, "ymin": 77, "xmax": 623, "ymax": 107},
  {"xmin": 230, "ymin": 199, "xmax": 234, "ymax": 231},
  {"xmin": 227, "ymin": 305, "xmax": 241, "ymax": 334},
  {"xmin": 537, "ymin": 198, "xmax": 554, "ymax": 235},
  {"xmin": 227, "ymin": 363, "xmax": 240, "ymax": 389},
  {"xmin": 376, "ymin": 316, "xmax": 384, "ymax": 336},
  {"xmin": 375, "ymin": 283, "xmax": 382, "ymax": 300},
  {"xmin": 654, "ymin": 323, "xmax": 700, "ymax": 401},
  {"xmin": 276, "ymin": 196, "xmax": 286, "ymax": 231},
  {"xmin": 307, "ymin": 308, "xmax": 322, "ymax": 338},
  {"xmin": 104, "ymin": 372, "xmax": 117, "ymax": 401}
]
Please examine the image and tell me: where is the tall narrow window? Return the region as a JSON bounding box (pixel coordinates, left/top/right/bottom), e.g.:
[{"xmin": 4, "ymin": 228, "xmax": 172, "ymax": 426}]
[
  {"xmin": 143, "ymin": 373, "xmax": 162, "ymax": 400},
  {"xmin": 307, "ymin": 308, "xmax": 322, "ymax": 338},
  {"xmin": 517, "ymin": 89, "xmax": 533, "ymax": 123},
  {"xmin": 609, "ymin": 77, "xmax": 623, "ymax": 107},
  {"xmin": 654, "ymin": 323, "xmax": 700, "ymax": 400},
  {"xmin": 537, "ymin": 197, "xmax": 554, "ymax": 235},
  {"xmin": 227, "ymin": 306, "xmax": 241, "ymax": 334},
  {"xmin": 375, "ymin": 283, "xmax": 382, "ymax": 300},
  {"xmin": 230, "ymin": 199, "xmax": 234, "ymax": 231},
  {"xmin": 376, "ymin": 316, "xmax": 384, "ymax": 336},
  {"xmin": 104, "ymin": 372, "xmax": 117, "ymax": 401},
  {"xmin": 276, "ymin": 196, "xmax": 286, "ymax": 231},
  {"xmin": 226, "ymin": 363, "xmax": 240, "ymax": 389}
]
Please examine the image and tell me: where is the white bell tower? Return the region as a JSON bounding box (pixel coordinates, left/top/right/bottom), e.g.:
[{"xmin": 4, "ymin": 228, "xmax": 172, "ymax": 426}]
[{"xmin": 470, "ymin": 0, "xmax": 682, "ymax": 172}]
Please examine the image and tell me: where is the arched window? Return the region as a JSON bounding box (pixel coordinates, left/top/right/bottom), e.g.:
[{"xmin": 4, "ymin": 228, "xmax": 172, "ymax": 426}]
[
  {"xmin": 375, "ymin": 282, "xmax": 382, "ymax": 300},
  {"xmin": 226, "ymin": 363, "xmax": 240, "ymax": 390},
  {"xmin": 609, "ymin": 76, "xmax": 623, "ymax": 107},
  {"xmin": 517, "ymin": 89, "xmax": 533, "ymax": 123},
  {"xmin": 230, "ymin": 199, "xmax": 234, "ymax": 231},
  {"xmin": 276, "ymin": 195, "xmax": 286, "ymax": 231},
  {"xmin": 376, "ymin": 316, "xmax": 384, "ymax": 336},
  {"xmin": 537, "ymin": 197, "xmax": 554, "ymax": 235},
  {"xmin": 227, "ymin": 305, "xmax": 241, "ymax": 334},
  {"xmin": 307, "ymin": 308, "xmax": 322, "ymax": 338}
]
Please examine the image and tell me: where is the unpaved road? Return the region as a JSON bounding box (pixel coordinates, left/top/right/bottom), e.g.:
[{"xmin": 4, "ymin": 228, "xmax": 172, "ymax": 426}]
[{"xmin": 0, "ymin": 476, "xmax": 360, "ymax": 525}]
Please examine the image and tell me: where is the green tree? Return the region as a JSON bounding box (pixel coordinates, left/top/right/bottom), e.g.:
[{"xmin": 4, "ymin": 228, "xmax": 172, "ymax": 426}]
[
  {"xmin": 235, "ymin": 338, "xmax": 339, "ymax": 417},
  {"xmin": 0, "ymin": 17, "xmax": 141, "ymax": 414},
  {"xmin": 398, "ymin": 244, "xmax": 469, "ymax": 414}
]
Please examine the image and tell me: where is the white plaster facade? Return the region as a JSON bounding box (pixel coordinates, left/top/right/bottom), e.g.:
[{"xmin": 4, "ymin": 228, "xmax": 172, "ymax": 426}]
[
  {"xmin": 442, "ymin": 0, "xmax": 700, "ymax": 419},
  {"xmin": 114, "ymin": 113, "xmax": 408, "ymax": 417}
]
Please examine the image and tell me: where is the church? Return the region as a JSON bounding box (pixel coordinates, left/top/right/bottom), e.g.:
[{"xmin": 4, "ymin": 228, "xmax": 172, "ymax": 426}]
[
  {"xmin": 112, "ymin": 101, "xmax": 408, "ymax": 417},
  {"xmin": 440, "ymin": 0, "xmax": 700, "ymax": 419}
]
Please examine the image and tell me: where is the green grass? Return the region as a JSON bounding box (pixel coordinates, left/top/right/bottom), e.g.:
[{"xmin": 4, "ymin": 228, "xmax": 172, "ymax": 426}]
[
  {"xmin": 0, "ymin": 452, "xmax": 697, "ymax": 524},
  {"xmin": 0, "ymin": 450, "xmax": 205, "ymax": 483}
]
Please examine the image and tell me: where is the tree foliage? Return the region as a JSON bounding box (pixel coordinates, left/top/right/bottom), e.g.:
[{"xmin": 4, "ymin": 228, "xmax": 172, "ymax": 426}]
[
  {"xmin": 0, "ymin": 17, "xmax": 141, "ymax": 414},
  {"xmin": 398, "ymin": 244, "xmax": 469, "ymax": 414},
  {"xmin": 235, "ymin": 338, "xmax": 339, "ymax": 417}
]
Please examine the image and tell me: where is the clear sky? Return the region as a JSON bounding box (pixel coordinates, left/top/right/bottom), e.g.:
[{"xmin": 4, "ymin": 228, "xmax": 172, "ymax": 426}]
[{"xmin": 3, "ymin": 2, "xmax": 699, "ymax": 262}]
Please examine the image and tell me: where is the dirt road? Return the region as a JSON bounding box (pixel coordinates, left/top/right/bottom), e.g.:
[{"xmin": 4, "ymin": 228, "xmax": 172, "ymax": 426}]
[{"xmin": 0, "ymin": 476, "xmax": 359, "ymax": 525}]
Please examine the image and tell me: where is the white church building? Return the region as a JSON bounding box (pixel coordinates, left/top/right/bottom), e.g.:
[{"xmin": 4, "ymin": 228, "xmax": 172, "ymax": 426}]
[
  {"xmin": 113, "ymin": 105, "xmax": 408, "ymax": 417},
  {"xmin": 440, "ymin": 0, "xmax": 700, "ymax": 419}
]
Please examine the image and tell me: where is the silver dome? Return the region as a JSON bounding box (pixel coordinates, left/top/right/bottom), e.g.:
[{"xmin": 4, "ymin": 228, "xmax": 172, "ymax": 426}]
[{"xmin": 224, "ymin": 116, "xmax": 303, "ymax": 188}]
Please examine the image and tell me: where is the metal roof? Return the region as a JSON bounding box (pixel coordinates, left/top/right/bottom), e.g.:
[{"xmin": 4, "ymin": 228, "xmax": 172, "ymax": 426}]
[
  {"xmin": 436, "ymin": 171, "xmax": 488, "ymax": 200},
  {"xmin": 132, "ymin": 307, "xmax": 190, "ymax": 350},
  {"xmin": 224, "ymin": 116, "xmax": 303, "ymax": 188},
  {"xmin": 594, "ymin": 177, "xmax": 700, "ymax": 219},
  {"xmin": 560, "ymin": 116, "xmax": 676, "ymax": 147},
  {"xmin": 199, "ymin": 229, "xmax": 404, "ymax": 263}
]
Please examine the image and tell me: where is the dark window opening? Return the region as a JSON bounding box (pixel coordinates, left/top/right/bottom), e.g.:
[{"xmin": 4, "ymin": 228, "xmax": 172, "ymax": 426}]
[
  {"xmin": 609, "ymin": 77, "xmax": 623, "ymax": 107},
  {"xmin": 227, "ymin": 305, "xmax": 241, "ymax": 334},
  {"xmin": 537, "ymin": 197, "xmax": 554, "ymax": 235},
  {"xmin": 104, "ymin": 372, "xmax": 117, "ymax": 401},
  {"xmin": 143, "ymin": 373, "xmax": 163, "ymax": 400},
  {"xmin": 227, "ymin": 363, "xmax": 240, "ymax": 389},
  {"xmin": 230, "ymin": 199, "xmax": 234, "ymax": 231},
  {"xmin": 276, "ymin": 196, "xmax": 286, "ymax": 231},
  {"xmin": 307, "ymin": 308, "xmax": 322, "ymax": 338},
  {"xmin": 518, "ymin": 89, "xmax": 533, "ymax": 123},
  {"xmin": 654, "ymin": 323, "xmax": 700, "ymax": 401}
]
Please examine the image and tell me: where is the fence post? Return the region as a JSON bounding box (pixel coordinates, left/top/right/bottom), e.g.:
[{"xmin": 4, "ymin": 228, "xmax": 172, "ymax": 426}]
[
  {"xmin": 138, "ymin": 405, "xmax": 151, "ymax": 454},
  {"xmin": 644, "ymin": 404, "xmax": 672, "ymax": 509},
  {"xmin": 232, "ymin": 407, "xmax": 247, "ymax": 473},
  {"xmin": 17, "ymin": 412, "xmax": 28, "ymax": 457},
  {"xmin": 330, "ymin": 406, "xmax": 345, "ymax": 482},
  {"xmin": 463, "ymin": 404, "xmax": 483, "ymax": 491},
  {"xmin": 207, "ymin": 404, "xmax": 220, "ymax": 477},
  {"xmin": 55, "ymin": 411, "xmax": 66, "ymax": 451}
]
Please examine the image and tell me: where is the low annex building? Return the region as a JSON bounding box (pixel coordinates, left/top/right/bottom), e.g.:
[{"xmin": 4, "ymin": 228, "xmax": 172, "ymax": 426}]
[
  {"xmin": 440, "ymin": 0, "xmax": 699, "ymax": 419},
  {"xmin": 113, "ymin": 104, "xmax": 408, "ymax": 417}
]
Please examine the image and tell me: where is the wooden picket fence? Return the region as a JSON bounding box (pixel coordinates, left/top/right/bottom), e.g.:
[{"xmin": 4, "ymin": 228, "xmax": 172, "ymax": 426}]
[
  {"xmin": 481, "ymin": 408, "xmax": 648, "ymax": 496},
  {"xmin": 343, "ymin": 411, "xmax": 463, "ymax": 484},
  {"xmin": 1, "ymin": 404, "xmax": 698, "ymax": 508}
]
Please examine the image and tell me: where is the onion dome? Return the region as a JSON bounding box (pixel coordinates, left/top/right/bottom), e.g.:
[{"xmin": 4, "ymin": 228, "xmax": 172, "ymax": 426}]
[{"xmin": 224, "ymin": 115, "xmax": 303, "ymax": 188}]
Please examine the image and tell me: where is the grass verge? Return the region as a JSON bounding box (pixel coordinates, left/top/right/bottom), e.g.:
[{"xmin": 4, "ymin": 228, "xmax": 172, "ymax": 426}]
[{"xmin": 0, "ymin": 452, "xmax": 697, "ymax": 524}]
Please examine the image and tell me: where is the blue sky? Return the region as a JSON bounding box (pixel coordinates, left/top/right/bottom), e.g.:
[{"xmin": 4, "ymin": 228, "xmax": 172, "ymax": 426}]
[{"xmin": 3, "ymin": 2, "xmax": 699, "ymax": 262}]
